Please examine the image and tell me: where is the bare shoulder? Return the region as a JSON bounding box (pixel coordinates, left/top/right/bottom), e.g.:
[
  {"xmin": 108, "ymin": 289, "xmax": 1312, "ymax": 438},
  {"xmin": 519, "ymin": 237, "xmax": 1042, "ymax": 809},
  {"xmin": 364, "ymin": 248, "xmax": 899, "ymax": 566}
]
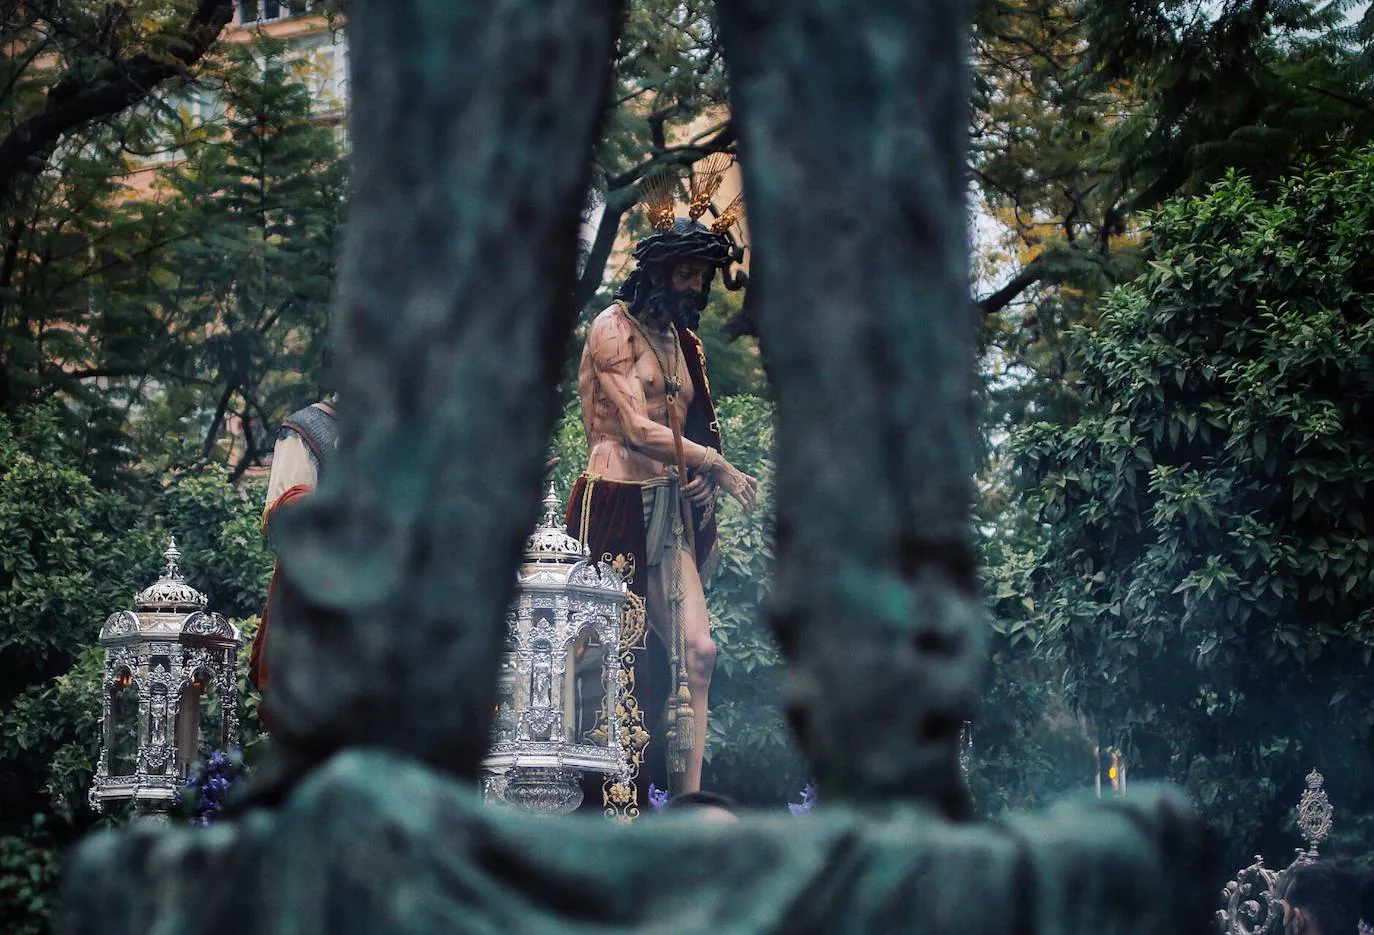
[
  {"xmin": 589, "ymin": 303, "xmax": 634, "ymax": 339},
  {"xmin": 587, "ymin": 303, "xmax": 636, "ymax": 366}
]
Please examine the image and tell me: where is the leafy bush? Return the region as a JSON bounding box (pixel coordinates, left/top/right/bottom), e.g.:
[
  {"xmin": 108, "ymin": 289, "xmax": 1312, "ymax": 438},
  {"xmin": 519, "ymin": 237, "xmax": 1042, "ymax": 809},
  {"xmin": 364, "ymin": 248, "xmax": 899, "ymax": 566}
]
[
  {"xmin": 0, "ymin": 406, "xmax": 159, "ymax": 838},
  {"xmin": 1012, "ymin": 147, "xmax": 1374, "ymax": 868},
  {"xmin": 159, "ymin": 474, "xmax": 274, "ymax": 620},
  {"xmin": 0, "ymin": 832, "xmax": 60, "ymax": 935},
  {"xmin": 973, "ymin": 543, "xmax": 1097, "ymax": 816},
  {"xmin": 701, "ymin": 396, "xmax": 806, "ymax": 804},
  {"xmin": 0, "ymin": 408, "xmax": 276, "ymax": 933}
]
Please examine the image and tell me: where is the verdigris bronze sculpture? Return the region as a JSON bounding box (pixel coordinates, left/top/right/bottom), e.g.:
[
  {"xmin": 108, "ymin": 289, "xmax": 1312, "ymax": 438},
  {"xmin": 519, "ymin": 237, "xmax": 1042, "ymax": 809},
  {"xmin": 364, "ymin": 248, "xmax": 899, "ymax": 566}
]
[{"xmin": 60, "ymin": 1, "xmax": 1215, "ymax": 932}]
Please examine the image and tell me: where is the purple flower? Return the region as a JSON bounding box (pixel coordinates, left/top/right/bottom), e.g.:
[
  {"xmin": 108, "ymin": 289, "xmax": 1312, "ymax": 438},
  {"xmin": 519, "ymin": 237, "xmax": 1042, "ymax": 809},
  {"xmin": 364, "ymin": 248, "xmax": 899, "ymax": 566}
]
[
  {"xmin": 788, "ymin": 782, "xmax": 817, "ymax": 815},
  {"xmin": 647, "ymin": 783, "xmax": 669, "ymax": 810},
  {"xmin": 181, "ymin": 747, "xmax": 248, "ymax": 826}
]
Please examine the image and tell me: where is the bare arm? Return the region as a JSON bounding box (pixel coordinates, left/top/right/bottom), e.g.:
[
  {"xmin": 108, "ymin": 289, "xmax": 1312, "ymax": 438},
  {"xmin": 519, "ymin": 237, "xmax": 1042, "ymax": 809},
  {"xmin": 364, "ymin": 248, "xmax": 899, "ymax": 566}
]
[{"xmin": 590, "ymin": 310, "xmax": 758, "ymax": 511}]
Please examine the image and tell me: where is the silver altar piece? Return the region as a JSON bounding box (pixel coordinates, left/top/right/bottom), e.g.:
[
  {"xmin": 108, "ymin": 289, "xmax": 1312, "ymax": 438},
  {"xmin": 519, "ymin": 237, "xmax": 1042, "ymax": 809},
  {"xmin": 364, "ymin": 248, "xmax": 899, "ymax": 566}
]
[
  {"xmin": 481, "ymin": 484, "xmax": 626, "ymax": 816},
  {"xmin": 1217, "ymin": 770, "xmax": 1334, "ymax": 935},
  {"xmin": 89, "ymin": 538, "xmax": 241, "ymax": 819}
]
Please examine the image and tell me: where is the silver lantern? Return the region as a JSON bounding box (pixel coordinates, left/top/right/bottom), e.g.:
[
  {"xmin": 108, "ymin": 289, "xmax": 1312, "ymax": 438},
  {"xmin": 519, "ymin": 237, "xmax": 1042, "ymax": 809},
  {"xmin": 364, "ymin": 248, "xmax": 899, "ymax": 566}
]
[
  {"xmin": 482, "ymin": 484, "xmax": 627, "ymax": 815},
  {"xmin": 89, "ymin": 538, "xmax": 241, "ymax": 819}
]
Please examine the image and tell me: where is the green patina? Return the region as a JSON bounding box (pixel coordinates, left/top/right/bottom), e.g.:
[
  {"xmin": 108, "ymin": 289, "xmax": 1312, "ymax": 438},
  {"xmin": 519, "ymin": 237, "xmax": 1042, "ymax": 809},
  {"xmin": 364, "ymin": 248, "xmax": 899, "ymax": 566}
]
[{"xmin": 59, "ymin": 0, "xmax": 1214, "ymax": 931}]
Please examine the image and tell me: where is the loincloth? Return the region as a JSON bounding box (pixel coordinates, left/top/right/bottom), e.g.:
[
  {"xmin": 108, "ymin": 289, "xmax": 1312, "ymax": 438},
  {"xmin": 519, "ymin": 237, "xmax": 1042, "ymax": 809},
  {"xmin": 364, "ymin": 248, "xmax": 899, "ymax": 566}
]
[{"xmin": 565, "ymin": 474, "xmax": 717, "ymax": 594}]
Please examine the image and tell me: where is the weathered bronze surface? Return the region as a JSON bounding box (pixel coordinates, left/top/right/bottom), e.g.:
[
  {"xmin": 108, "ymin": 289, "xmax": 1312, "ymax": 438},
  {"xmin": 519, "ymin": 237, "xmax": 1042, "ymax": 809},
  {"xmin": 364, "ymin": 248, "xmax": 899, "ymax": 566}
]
[
  {"xmin": 59, "ymin": 0, "xmax": 1215, "ymax": 931},
  {"xmin": 65, "ymin": 750, "xmax": 1212, "ymax": 932}
]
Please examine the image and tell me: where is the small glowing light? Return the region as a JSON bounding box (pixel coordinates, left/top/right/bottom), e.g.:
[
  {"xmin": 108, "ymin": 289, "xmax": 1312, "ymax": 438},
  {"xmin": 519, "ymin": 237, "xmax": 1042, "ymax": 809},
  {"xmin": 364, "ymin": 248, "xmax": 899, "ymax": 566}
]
[{"xmin": 1108, "ymin": 766, "xmax": 1118, "ymax": 780}]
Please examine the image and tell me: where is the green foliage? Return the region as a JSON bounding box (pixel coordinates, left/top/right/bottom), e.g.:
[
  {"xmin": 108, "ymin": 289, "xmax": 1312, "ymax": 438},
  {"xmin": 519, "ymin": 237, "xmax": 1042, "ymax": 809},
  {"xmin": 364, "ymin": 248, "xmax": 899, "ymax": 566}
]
[
  {"xmin": 159, "ymin": 475, "xmax": 275, "ymax": 621},
  {"xmin": 973, "ymin": 0, "xmax": 1374, "ymax": 449},
  {"xmin": 573, "ymin": 0, "xmax": 737, "ymax": 313},
  {"xmin": 1, "ymin": 33, "xmax": 344, "ymax": 486},
  {"xmin": 1012, "ymin": 148, "xmax": 1374, "ymax": 868},
  {"xmin": 0, "ymin": 831, "xmax": 60, "ymax": 935},
  {"xmin": 130, "ymin": 39, "xmax": 345, "ymax": 479},
  {"xmin": 548, "ymin": 397, "xmax": 591, "ymax": 504},
  {"xmin": 971, "ymin": 0, "xmax": 1374, "ymax": 829},
  {"xmin": 232, "ymin": 615, "xmax": 268, "ymax": 763},
  {"xmin": 0, "ymin": 405, "xmax": 148, "ymax": 931},
  {"xmin": 1, "ymin": 647, "xmax": 105, "ymax": 831},
  {"xmin": 0, "ymin": 405, "xmax": 275, "ymax": 932},
  {"xmin": 973, "ymin": 0, "xmax": 1143, "ymax": 283},
  {"xmin": 972, "ymin": 541, "xmax": 1097, "ymax": 816},
  {"xmin": 599, "ymin": 0, "xmax": 728, "ymax": 177},
  {"xmin": 0, "ymin": 406, "xmax": 159, "ymax": 835},
  {"xmin": 701, "ymin": 396, "xmax": 805, "ymax": 805},
  {"xmin": 0, "ymin": 406, "xmax": 152, "ymax": 691},
  {"xmin": 696, "ymin": 288, "xmax": 766, "ymax": 399},
  {"xmin": 1079, "ymin": 0, "xmax": 1374, "ymax": 208}
]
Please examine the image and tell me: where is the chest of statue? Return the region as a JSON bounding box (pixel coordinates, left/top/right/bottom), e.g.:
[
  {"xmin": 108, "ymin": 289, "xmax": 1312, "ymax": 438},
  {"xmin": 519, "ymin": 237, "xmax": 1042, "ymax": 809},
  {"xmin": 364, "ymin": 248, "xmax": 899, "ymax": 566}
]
[{"xmin": 634, "ymin": 330, "xmax": 693, "ymax": 416}]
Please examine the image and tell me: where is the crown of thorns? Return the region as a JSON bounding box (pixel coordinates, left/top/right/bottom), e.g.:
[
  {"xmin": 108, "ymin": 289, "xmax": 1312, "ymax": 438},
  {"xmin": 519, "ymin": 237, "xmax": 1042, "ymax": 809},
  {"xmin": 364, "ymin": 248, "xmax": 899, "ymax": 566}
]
[{"xmin": 633, "ymin": 154, "xmax": 745, "ymax": 270}]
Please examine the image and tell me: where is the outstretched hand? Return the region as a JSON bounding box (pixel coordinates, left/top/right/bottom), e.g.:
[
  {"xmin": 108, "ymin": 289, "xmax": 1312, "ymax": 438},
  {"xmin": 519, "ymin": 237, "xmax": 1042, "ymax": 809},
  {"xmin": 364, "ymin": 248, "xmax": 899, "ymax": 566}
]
[{"xmin": 717, "ymin": 463, "xmax": 758, "ymax": 514}]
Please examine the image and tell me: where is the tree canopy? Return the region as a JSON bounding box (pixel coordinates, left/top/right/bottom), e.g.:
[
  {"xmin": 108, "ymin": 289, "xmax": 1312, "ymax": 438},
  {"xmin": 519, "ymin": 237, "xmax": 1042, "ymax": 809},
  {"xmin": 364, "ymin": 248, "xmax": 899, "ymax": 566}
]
[{"xmin": 1011, "ymin": 146, "xmax": 1374, "ymax": 868}]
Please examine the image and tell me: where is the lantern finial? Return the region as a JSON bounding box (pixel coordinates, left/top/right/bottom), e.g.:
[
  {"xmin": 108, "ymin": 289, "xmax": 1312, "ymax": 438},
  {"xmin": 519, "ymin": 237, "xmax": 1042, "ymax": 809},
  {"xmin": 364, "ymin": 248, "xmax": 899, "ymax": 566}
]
[
  {"xmin": 524, "ymin": 483, "xmax": 588, "ymax": 563},
  {"xmin": 135, "ymin": 537, "xmax": 208, "ymax": 612},
  {"xmin": 541, "ymin": 482, "xmax": 561, "ymax": 527},
  {"xmin": 162, "ymin": 537, "xmax": 183, "ymax": 580}
]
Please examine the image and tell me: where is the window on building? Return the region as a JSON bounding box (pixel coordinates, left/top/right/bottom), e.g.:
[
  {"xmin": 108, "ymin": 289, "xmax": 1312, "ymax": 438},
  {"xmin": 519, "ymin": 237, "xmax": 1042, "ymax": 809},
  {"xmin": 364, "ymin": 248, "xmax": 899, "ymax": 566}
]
[{"xmin": 238, "ymin": 0, "xmax": 317, "ymax": 24}]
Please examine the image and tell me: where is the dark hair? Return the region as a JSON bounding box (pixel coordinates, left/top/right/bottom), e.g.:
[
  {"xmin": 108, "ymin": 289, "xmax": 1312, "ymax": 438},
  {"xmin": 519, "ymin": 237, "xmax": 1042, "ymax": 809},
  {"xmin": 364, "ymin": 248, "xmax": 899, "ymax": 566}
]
[
  {"xmin": 1285, "ymin": 861, "xmax": 1374, "ymax": 934},
  {"xmin": 615, "ymin": 218, "xmax": 732, "ymax": 318},
  {"xmin": 661, "ymin": 790, "xmax": 738, "ymax": 813},
  {"xmin": 630, "ymin": 218, "xmax": 732, "ymax": 271}
]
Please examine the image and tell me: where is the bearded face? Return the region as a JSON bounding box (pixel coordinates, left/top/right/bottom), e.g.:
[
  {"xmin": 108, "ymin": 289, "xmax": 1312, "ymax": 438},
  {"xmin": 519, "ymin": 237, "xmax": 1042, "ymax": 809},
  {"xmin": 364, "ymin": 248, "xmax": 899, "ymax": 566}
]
[{"xmin": 647, "ymin": 259, "xmax": 713, "ymax": 330}]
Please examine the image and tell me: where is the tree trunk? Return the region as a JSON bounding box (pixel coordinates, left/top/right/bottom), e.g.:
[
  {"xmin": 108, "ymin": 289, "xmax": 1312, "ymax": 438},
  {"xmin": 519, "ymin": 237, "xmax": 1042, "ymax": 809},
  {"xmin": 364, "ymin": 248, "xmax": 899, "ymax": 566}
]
[
  {"xmin": 716, "ymin": 0, "xmax": 983, "ymax": 816},
  {"xmin": 261, "ymin": 0, "xmax": 623, "ymax": 786}
]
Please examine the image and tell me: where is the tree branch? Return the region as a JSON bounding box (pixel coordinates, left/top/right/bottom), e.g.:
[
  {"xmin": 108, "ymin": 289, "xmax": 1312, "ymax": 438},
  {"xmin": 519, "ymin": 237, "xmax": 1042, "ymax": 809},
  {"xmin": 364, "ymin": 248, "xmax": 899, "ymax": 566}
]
[
  {"xmin": 604, "ymin": 123, "xmax": 735, "ymax": 190},
  {"xmin": 0, "ymin": 0, "xmax": 234, "ymax": 200},
  {"xmin": 574, "ymin": 186, "xmax": 636, "ymax": 312},
  {"xmin": 227, "ymin": 405, "xmax": 255, "ymax": 483},
  {"xmin": 0, "ymin": 35, "xmax": 56, "ymax": 111},
  {"xmin": 201, "ymin": 383, "xmax": 235, "ymax": 460},
  {"xmin": 977, "ymin": 258, "xmax": 1045, "ymax": 317},
  {"xmin": 574, "ymin": 125, "xmax": 738, "ymax": 305}
]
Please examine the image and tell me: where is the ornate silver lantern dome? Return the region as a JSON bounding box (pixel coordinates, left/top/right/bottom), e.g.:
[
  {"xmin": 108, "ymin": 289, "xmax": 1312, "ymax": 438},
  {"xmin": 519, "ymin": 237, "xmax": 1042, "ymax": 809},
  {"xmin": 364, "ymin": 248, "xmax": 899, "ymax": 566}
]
[
  {"xmin": 89, "ymin": 538, "xmax": 241, "ymax": 819},
  {"xmin": 482, "ymin": 484, "xmax": 627, "ymax": 815}
]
